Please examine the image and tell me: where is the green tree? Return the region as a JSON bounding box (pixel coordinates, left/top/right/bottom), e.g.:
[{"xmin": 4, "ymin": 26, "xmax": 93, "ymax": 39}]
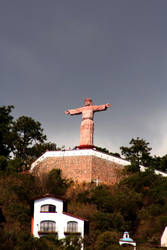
[
  {"xmin": 46, "ymin": 169, "xmax": 71, "ymax": 196},
  {"xmin": 120, "ymin": 137, "xmax": 152, "ymax": 169},
  {"xmin": 27, "ymin": 142, "xmax": 58, "ymax": 160},
  {"xmin": 90, "ymin": 185, "xmax": 114, "ymax": 213},
  {"xmin": 7, "ymin": 158, "xmax": 24, "ymax": 173},
  {"xmin": 0, "ymin": 156, "xmax": 8, "ymax": 171},
  {"xmin": 159, "ymin": 155, "xmax": 167, "ymax": 172},
  {"xmin": 0, "ymin": 105, "xmax": 14, "ymax": 157},
  {"xmin": 62, "ymin": 235, "xmax": 83, "ymax": 250},
  {"xmin": 0, "ymin": 171, "xmax": 40, "ymax": 249},
  {"xmin": 12, "ymin": 116, "xmax": 47, "ymax": 161},
  {"xmin": 94, "ymin": 231, "xmax": 120, "ymax": 250}
]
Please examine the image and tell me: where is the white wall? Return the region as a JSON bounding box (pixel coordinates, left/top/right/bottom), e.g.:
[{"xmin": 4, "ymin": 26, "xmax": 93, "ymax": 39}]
[
  {"xmin": 161, "ymin": 226, "xmax": 167, "ymax": 247},
  {"xmin": 33, "ymin": 197, "xmax": 84, "ymax": 239}
]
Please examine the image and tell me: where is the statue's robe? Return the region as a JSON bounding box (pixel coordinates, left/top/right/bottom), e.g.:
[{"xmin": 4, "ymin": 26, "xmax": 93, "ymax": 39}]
[{"xmin": 68, "ymin": 105, "xmax": 107, "ymax": 146}]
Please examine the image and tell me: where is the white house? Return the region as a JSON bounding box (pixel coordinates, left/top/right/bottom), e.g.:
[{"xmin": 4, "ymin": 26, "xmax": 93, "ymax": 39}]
[
  {"xmin": 31, "ymin": 194, "xmax": 88, "ymax": 242},
  {"xmin": 161, "ymin": 227, "xmax": 167, "ymax": 247}
]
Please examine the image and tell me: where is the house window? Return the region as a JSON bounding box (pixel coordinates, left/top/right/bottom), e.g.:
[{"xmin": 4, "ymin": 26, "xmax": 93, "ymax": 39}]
[
  {"xmin": 40, "ymin": 220, "xmax": 56, "ymax": 232},
  {"xmin": 67, "ymin": 221, "xmax": 78, "ymax": 233},
  {"xmin": 40, "ymin": 204, "xmax": 56, "ymax": 212}
]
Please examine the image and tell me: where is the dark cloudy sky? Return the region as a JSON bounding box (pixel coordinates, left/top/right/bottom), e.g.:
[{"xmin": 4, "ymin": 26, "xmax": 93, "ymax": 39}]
[{"xmin": 1, "ymin": 0, "xmax": 167, "ymax": 156}]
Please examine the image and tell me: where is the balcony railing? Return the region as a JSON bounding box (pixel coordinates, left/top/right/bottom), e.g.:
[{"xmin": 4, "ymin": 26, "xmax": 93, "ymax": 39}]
[
  {"xmin": 38, "ymin": 227, "xmax": 57, "ymax": 235},
  {"xmin": 64, "ymin": 227, "xmax": 82, "ymax": 235}
]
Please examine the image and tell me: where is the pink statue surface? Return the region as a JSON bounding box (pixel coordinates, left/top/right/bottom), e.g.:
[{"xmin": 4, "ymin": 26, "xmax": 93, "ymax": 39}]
[{"xmin": 65, "ymin": 98, "xmax": 111, "ymax": 148}]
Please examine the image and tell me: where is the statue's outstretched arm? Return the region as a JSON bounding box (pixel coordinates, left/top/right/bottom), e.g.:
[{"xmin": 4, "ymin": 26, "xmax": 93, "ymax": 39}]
[
  {"xmin": 93, "ymin": 103, "xmax": 111, "ymax": 112},
  {"xmin": 65, "ymin": 108, "xmax": 82, "ymax": 115},
  {"xmin": 105, "ymin": 103, "xmax": 111, "ymax": 108}
]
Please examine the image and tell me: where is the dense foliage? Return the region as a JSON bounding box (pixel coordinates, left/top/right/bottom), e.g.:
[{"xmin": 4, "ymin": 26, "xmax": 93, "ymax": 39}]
[
  {"xmin": 120, "ymin": 137, "xmax": 152, "ymax": 167},
  {"xmin": 69, "ymin": 171, "xmax": 167, "ymax": 249},
  {"xmin": 0, "ymin": 106, "xmax": 58, "ymax": 169},
  {"xmin": 0, "ymin": 105, "xmax": 167, "ymax": 249},
  {"xmin": 0, "ymin": 105, "xmax": 14, "ymax": 157}
]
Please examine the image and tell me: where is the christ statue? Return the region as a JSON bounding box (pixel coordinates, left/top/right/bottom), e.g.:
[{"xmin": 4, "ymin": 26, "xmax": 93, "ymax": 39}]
[{"xmin": 65, "ymin": 98, "xmax": 111, "ymax": 148}]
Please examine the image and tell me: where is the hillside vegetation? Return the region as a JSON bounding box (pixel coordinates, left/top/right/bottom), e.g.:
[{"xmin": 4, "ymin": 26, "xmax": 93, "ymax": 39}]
[{"xmin": 0, "ymin": 105, "xmax": 167, "ymax": 249}]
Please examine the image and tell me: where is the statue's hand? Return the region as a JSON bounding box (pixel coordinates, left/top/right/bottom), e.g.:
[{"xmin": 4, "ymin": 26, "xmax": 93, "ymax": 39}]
[
  {"xmin": 65, "ymin": 110, "xmax": 70, "ymax": 115},
  {"xmin": 106, "ymin": 103, "xmax": 111, "ymax": 108}
]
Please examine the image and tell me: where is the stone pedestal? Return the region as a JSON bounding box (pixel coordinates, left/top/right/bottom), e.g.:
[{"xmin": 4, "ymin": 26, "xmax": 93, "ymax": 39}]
[
  {"xmin": 77, "ymin": 145, "xmax": 94, "ymax": 149},
  {"xmin": 31, "ymin": 149, "xmax": 129, "ymax": 185}
]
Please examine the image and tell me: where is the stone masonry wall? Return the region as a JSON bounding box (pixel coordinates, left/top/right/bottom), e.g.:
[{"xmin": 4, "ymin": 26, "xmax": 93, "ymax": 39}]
[
  {"xmin": 33, "ymin": 156, "xmax": 93, "ymax": 183},
  {"xmin": 91, "ymin": 156, "xmax": 124, "ymax": 184},
  {"xmin": 33, "ymin": 155, "xmax": 124, "ymax": 185}
]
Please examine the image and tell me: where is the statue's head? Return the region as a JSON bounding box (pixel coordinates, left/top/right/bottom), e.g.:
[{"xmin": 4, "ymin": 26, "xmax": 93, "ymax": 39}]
[{"xmin": 84, "ymin": 98, "xmax": 93, "ymax": 106}]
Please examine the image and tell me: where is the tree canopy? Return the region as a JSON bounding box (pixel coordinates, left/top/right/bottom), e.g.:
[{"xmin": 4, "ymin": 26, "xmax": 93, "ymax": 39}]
[
  {"xmin": 0, "ymin": 105, "xmax": 14, "ymax": 157},
  {"xmin": 12, "ymin": 115, "xmax": 47, "ymax": 161},
  {"xmin": 0, "ymin": 106, "xmax": 59, "ymax": 169},
  {"xmin": 120, "ymin": 137, "xmax": 152, "ymax": 167}
]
